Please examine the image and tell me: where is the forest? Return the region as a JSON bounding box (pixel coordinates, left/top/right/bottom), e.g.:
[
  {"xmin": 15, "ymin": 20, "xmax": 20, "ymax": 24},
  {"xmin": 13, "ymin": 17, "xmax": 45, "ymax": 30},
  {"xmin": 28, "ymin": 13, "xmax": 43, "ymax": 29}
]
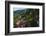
[{"xmin": 13, "ymin": 8, "xmax": 39, "ymax": 28}]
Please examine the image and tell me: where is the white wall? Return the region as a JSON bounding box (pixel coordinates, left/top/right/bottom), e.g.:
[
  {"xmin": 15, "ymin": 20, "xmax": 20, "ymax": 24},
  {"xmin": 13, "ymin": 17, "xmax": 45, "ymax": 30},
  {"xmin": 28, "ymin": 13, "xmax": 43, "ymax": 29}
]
[{"xmin": 0, "ymin": 0, "xmax": 46, "ymax": 36}]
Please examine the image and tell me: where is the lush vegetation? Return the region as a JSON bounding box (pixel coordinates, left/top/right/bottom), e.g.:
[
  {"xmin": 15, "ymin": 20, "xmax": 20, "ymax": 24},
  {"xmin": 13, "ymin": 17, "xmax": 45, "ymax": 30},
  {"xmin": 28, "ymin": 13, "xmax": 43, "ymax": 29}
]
[{"xmin": 13, "ymin": 9, "xmax": 39, "ymax": 27}]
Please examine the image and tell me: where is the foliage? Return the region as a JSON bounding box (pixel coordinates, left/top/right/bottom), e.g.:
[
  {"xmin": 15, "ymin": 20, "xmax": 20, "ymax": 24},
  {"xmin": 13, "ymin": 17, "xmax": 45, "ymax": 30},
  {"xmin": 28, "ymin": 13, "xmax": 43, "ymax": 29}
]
[{"xmin": 13, "ymin": 9, "xmax": 39, "ymax": 27}]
